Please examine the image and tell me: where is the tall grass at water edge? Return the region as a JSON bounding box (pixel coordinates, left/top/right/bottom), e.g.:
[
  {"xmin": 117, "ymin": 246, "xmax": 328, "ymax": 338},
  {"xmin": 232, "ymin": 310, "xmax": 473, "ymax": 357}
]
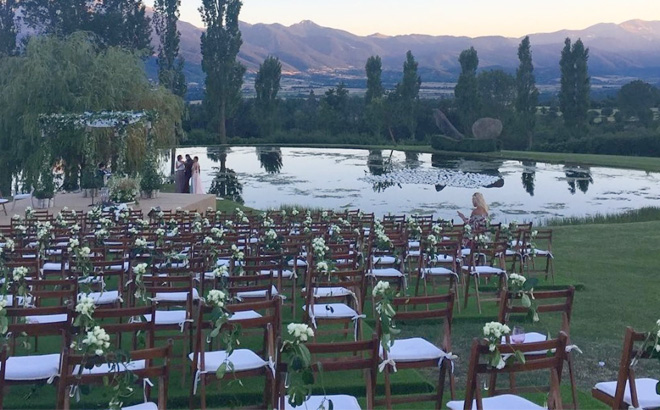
[{"xmin": 542, "ymin": 206, "xmax": 660, "ymax": 226}]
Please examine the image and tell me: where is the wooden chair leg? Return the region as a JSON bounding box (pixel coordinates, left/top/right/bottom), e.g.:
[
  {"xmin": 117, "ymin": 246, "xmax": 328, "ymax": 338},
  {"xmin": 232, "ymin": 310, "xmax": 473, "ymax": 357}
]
[
  {"xmin": 463, "ymin": 273, "xmax": 471, "ymax": 309},
  {"xmin": 474, "ymin": 276, "xmax": 482, "ymax": 314},
  {"xmin": 437, "ymin": 360, "xmax": 447, "ymax": 410},
  {"xmin": 384, "ymin": 363, "xmax": 393, "ymax": 410},
  {"xmin": 567, "ymin": 354, "xmax": 579, "ymax": 410}
]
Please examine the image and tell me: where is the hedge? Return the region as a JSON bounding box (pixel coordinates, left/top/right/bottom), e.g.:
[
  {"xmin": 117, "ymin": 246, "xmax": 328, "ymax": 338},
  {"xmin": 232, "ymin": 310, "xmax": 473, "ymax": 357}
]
[{"xmin": 430, "ymin": 135, "xmax": 501, "ymax": 152}]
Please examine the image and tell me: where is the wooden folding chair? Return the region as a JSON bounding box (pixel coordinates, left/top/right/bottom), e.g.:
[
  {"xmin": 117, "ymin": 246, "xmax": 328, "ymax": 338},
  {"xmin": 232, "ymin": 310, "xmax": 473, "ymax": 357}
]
[
  {"xmin": 447, "ymin": 331, "xmax": 570, "ymax": 410},
  {"xmin": 592, "ymin": 327, "xmax": 660, "ymax": 409},
  {"xmin": 189, "ymin": 298, "xmax": 280, "ymax": 410},
  {"xmin": 524, "ymin": 228, "xmax": 555, "ymax": 283},
  {"xmin": 462, "ymin": 238, "xmax": 508, "ymax": 313},
  {"xmin": 56, "ymin": 341, "xmax": 173, "ymax": 410},
  {"xmin": 0, "ymin": 305, "xmax": 73, "ymax": 409},
  {"xmin": 276, "ymin": 334, "xmax": 380, "ymax": 410},
  {"xmin": 303, "ymin": 267, "xmax": 366, "ymax": 341},
  {"xmin": 496, "ymin": 287, "xmax": 578, "ymax": 409},
  {"xmin": 376, "ymin": 292, "xmax": 456, "ymax": 410}
]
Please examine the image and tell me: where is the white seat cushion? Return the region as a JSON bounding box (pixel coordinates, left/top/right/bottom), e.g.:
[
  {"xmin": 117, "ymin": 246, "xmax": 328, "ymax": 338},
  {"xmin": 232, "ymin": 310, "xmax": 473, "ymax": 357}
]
[
  {"xmin": 154, "ymin": 288, "xmax": 200, "ymax": 302},
  {"xmin": 370, "ymin": 267, "xmax": 404, "ymax": 278},
  {"xmin": 189, "ymin": 349, "xmax": 268, "ymax": 373},
  {"xmin": 121, "ymin": 402, "xmax": 158, "ymax": 410},
  {"xmin": 0, "ymin": 198, "xmax": 8, "ymax": 204},
  {"xmin": 372, "ymin": 255, "xmax": 397, "ymax": 265},
  {"xmin": 408, "ymin": 240, "xmax": 420, "ymax": 248},
  {"xmin": 461, "ymin": 248, "xmax": 471, "ymax": 256},
  {"xmin": 380, "ymin": 337, "xmax": 446, "ymax": 362},
  {"xmin": 406, "ymin": 250, "xmax": 420, "ymax": 257},
  {"xmin": 229, "ymin": 310, "xmax": 263, "ymax": 321},
  {"xmin": 594, "ymin": 378, "xmax": 660, "ymax": 408},
  {"xmin": 447, "ymin": 394, "xmax": 545, "ymax": 410},
  {"xmin": 433, "ymin": 254, "xmax": 455, "ymax": 263},
  {"xmin": 236, "ymin": 285, "xmax": 279, "ymax": 299},
  {"xmin": 273, "ymin": 269, "xmax": 295, "ymax": 279},
  {"xmin": 74, "ymin": 359, "xmax": 145, "ymax": 375},
  {"xmin": 81, "ymin": 290, "xmax": 121, "ymax": 305},
  {"xmin": 286, "ymin": 259, "xmax": 307, "ymax": 267},
  {"xmin": 307, "ymin": 303, "xmax": 359, "ymax": 320},
  {"xmin": 500, "ymin": 332, "xmax": 548, "ymax": 354},
  {"xmin": 25, "ymin": 313, "xmax": 69, "ymax": 324},
  {"xmin": 153, "ymin": 261, "xmax": 187, "ymax": 269},
  {"xmin": 422, "ymin": 267, "xmax": 456, "ymax": 276},
  {"xmin": 462, "ymin": 266, "xmax": 506, "ymax": 275},
  {"xmin": 1, "ymin": 353, "xmax": 61, "ymax": 381},
  {"xmin": 283, "ymin": 394, "xmax": 360, "ymax": 410},
  {"xmin": 143, "ymin": 310, "xmax": 188, "ymax": 326},
  {"xmin": 309, "ymin": 286, "xmax": 353, "ymax": 298},
  {"xmin": 216, "ymin": 258, "xmax": 231, "ymax": 267},
  {"xmin": 109, "ymin": 261, "xmax": 130, "ymax": 272},
  {"xmin": 13, "ymin": 193, "xmax": 31, "ymax": 200},
  {"xmin": 43, "ymin": 262, "xmax": 69, "ymax": 271}
]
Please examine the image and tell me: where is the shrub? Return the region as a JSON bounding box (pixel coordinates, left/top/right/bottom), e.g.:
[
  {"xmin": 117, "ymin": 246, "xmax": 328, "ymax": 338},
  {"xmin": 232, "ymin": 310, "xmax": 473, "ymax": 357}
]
[
  {"xmin": 430, "ymin": 135, "xmax": 500, "ymax": 152},
  {"xmin": 140, "ymin": 154, "xmax": 163, "ymax": 194},
  {"xmin": 108, "ymin": 176, "xmax": 140, "ymax": 203}
]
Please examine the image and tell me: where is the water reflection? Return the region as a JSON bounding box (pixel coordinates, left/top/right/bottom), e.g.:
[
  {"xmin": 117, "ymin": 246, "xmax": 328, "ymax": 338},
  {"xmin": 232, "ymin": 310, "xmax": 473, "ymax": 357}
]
[
  {"xmin": 367, "ymin": 150, "xmax": 399, "ymax": 192},
  {"xmin": 256, "ymin": 147, "xmax": 283, "ymax": 174},
  {"xmin": 564, "ymin": 166, "xmax": 593, "ymax": 194},
  {"xmin": 404, "ymin": 152, "xmax": 421, "ymax": 169},
  {"xmin": 430, "ymin": 155, "xmax": 505, "ymax": 190},
  {"xmin": 206, "ymin": 147, "xmax": 244, "ymax": 204},
  {"xmin": 521, "ymin": 161, "xmax": 536, "ymax": 196}
]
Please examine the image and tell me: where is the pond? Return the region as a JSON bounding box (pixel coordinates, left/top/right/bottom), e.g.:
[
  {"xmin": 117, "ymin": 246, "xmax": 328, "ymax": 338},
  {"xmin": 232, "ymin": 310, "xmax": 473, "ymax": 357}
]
[{"xmin": 165, "ymin": 147, "xmax": 660, "ymax": 223}]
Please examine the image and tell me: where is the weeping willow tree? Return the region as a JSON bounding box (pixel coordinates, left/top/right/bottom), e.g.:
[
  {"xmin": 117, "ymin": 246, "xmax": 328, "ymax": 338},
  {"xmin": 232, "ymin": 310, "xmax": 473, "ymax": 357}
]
[{"xmin": 0, "ymin": 32, "xmax": 184, "ymax": 193}]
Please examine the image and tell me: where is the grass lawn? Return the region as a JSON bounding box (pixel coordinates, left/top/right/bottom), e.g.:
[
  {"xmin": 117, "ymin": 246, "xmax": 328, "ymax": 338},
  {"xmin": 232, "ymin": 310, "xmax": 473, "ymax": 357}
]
[{"xmin": 4, "ymin": 216, "xmax": 659, "ymax": 409}]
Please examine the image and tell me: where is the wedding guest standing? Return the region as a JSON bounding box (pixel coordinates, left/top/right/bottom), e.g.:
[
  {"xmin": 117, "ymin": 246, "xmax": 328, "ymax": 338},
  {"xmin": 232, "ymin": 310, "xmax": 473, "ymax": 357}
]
[
  {"xmin": 183, "ymin": 154, "xmax": 193, "ymax": 193},
  {"xmin": 457, "ymin": 192, "xmax": 490, "ymax": 229},
  {"xmin": 175, "ymin": 155, "xmax": 185, "ymax": 193}
]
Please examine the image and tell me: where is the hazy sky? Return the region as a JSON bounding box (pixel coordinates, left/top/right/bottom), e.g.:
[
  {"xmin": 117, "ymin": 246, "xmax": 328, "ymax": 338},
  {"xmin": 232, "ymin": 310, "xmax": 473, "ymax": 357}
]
[{"xmin": 144, "ymin": 0, "xmax": 660, "ymax": 37}]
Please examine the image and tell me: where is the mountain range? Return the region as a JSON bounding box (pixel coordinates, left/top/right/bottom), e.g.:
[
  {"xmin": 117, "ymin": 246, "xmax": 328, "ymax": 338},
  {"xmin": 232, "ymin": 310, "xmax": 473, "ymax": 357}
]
[{"xmin": 154, "ymin": 16, "xmax": 660, "ymax": 85}]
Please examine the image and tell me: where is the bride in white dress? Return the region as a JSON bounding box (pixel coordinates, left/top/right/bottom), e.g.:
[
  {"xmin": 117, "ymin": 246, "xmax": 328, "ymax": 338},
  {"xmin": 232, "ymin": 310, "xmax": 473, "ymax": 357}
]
[{"xmin": 192, "ymin": 156, "xmax": 204, "ymax": 194}]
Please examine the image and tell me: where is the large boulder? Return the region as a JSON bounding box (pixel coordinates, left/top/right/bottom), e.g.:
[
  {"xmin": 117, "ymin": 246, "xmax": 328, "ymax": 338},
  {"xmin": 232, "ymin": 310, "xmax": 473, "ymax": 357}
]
[{"xmin": 472, "ymin": 118, "xmax": 503, "ymax": 140}]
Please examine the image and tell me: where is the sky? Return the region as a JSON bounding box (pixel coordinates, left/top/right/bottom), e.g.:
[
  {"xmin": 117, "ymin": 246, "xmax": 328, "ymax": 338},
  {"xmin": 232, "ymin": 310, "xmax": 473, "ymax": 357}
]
[{"xmin": 144, "ymin": 0, "xmax": 660, "ymax": 37}]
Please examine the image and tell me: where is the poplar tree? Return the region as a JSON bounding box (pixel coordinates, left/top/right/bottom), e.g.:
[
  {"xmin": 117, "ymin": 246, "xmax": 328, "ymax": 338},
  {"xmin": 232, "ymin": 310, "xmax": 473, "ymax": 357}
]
[
  {"xmin": 365, "ymin": 55, "xmax": 384, "ymax": 137},
  {"xmin": 559, "ymin": 38, "xmax": 590, "ymax": 138},
  {"xmin": 365, "ymin": 55, "xmax": 384, "ymax": 104},
  {"xmin": 395, "ymin": 50, "xmax": 421, "ymax": 139},
  {"xmin": 154, "ymin": 0, "xmax": 187, "ymax": 97},
  {"xmin": 455, "ymin": 46, "xmax": 481, "ymax": 134},
  {"xmin": 254, "ymin": 55, "xmax": 282, "ymax": 136},
  {"xmin": 199, "ymin": 0, "xmax": 245, "ymax": 144},
  {"xmin": 515, "ymin": 36, "xmax": 539, "ymax": 150}
]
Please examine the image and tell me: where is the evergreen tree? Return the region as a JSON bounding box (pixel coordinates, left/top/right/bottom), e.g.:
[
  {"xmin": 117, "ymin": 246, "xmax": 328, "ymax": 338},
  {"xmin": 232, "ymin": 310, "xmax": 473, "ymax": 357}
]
[
  {"xmin": 455, "ymin": 46, "xmax": 481, "ymax": 134},
  {"xmin": 254, "ymin": 55, "xmax": 282, "ymax": 136},
  {"xmin": 396, "ymin": 50, "xmax": 421, "ymax": 139},
  {"xmin": 365, "ymin": 55, "xmax": 384, "ymax": 137},
  {"xmin": 515, "ymin": 36, "xmax": 539, "ymax": 150},
  {"xmin": 199, "ymin": 0, "xmax": 245, "ymax": 144},
  {"xmin": 0, "ymin": 0, "xmax": 17, "ymax": 57},
  {"xmin": 22, "ymin": 0, "xmax": 91, "ymax": 37},
  {"xmin": 365, "ymin": 55, "xmax": 384, "ymax": 104},
  {"xmin": 94, "ymin": 0, "xmax": 152, "ymax": 53},
  {"xmin": 573, "ymin": 39, "xmax": 590, "ymax": 137},
  {"xmin": 154, "ymin": 0, "xmax": 187, "ymax": 97},
  {"xmin": 320, "ymin": 83, "xmax": 349, "ymax": 134},
  {"xmin": 559, "ymin": 38, "xmax": 590, "ymax": 138},
  {"xmin": 22, "ymin": 0, "xmax": 151, "ymax": 54}
]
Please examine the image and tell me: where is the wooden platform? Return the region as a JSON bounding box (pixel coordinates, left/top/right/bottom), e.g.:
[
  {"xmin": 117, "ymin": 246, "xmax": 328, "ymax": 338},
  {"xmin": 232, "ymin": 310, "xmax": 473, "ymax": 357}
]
[{"xmin": 0, "ymin": 192, "xmax": 216, "ymax": 224}]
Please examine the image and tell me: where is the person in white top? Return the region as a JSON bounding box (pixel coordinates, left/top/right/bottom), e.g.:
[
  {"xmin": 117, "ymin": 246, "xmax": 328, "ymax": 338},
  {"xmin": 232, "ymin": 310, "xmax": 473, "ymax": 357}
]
[{"xmin": 175, "ymin": 155, "xmax": 185, "ymax": 193}]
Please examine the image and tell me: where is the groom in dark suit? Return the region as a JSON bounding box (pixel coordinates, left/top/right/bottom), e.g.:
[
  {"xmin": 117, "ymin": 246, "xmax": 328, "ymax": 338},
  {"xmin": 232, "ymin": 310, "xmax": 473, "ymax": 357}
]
[{"xmin": 183, "ymin": 154, "xmax": 193, "ymax": 193}]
